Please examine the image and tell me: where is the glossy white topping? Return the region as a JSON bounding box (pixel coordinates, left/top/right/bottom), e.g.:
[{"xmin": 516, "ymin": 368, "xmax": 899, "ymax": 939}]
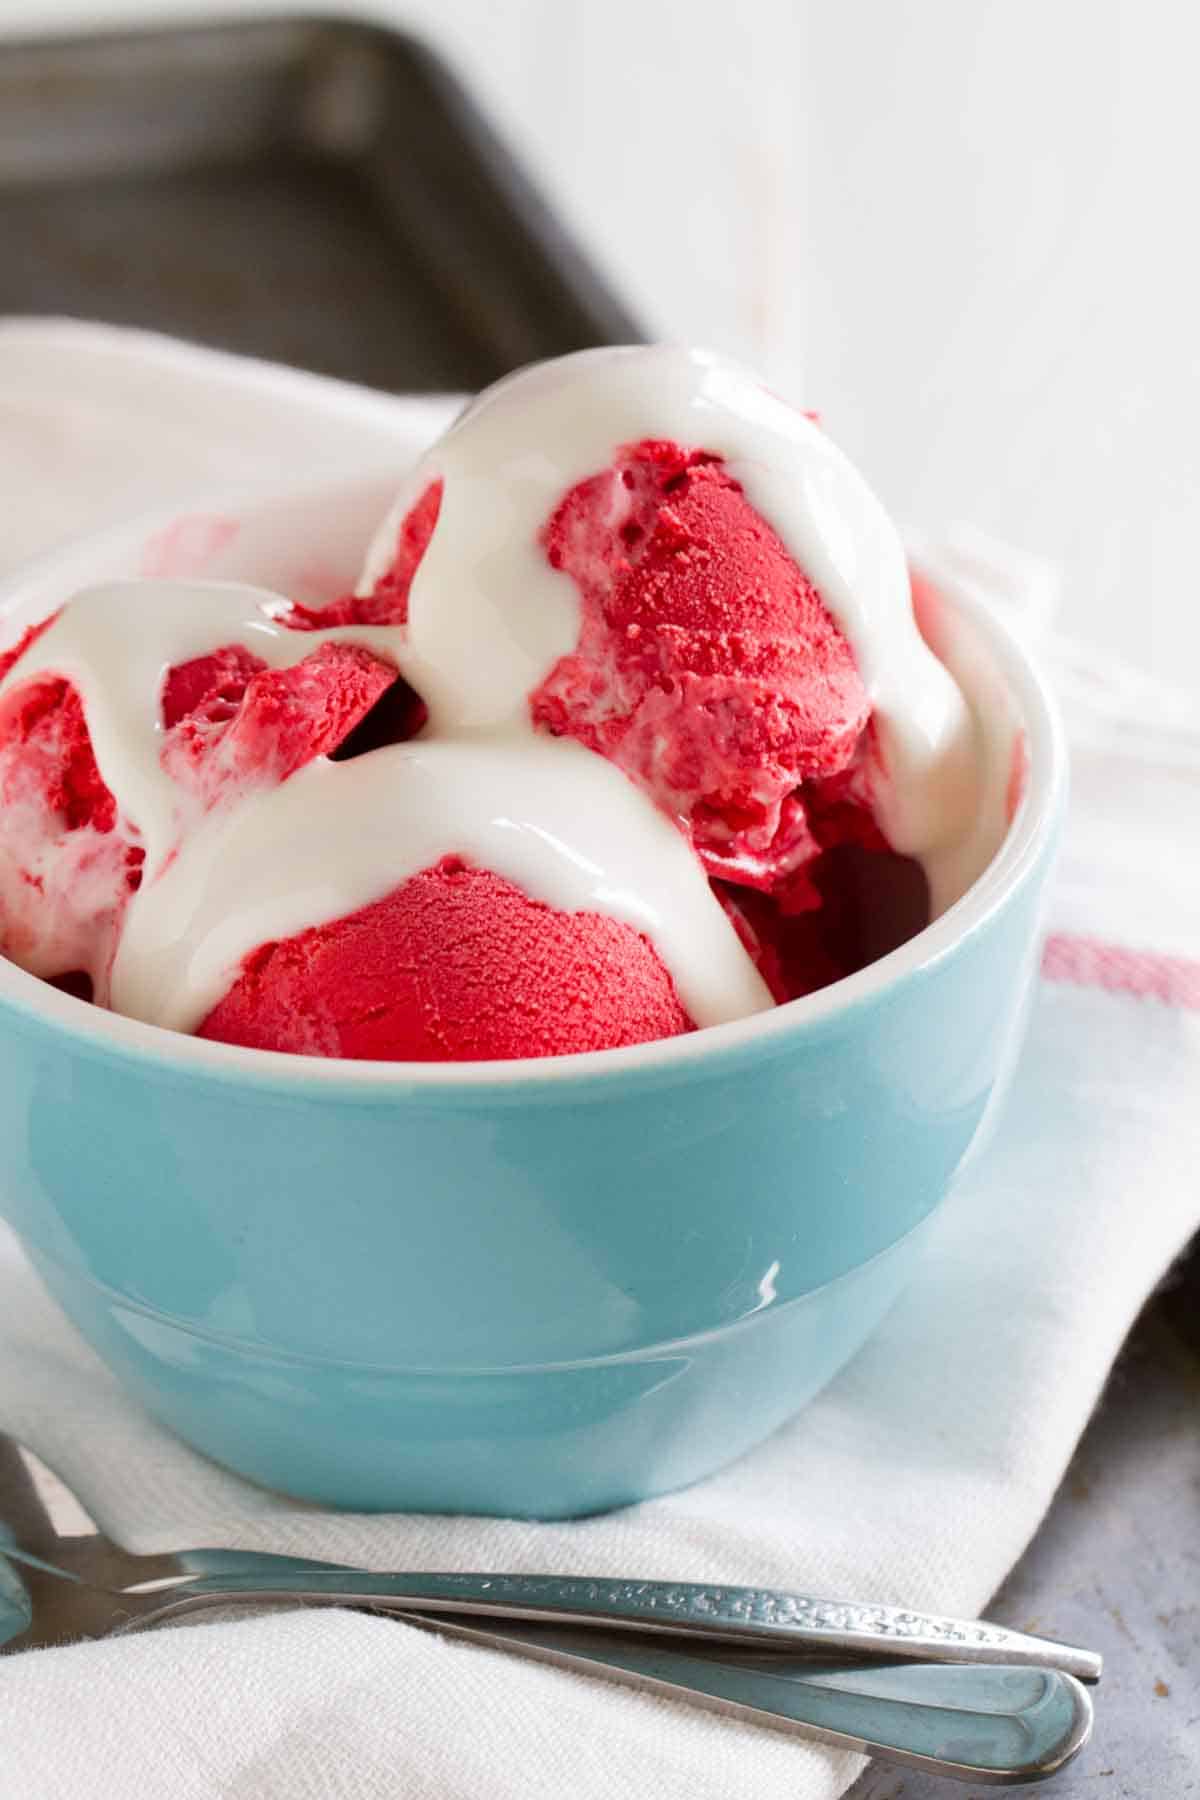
[
  {"xmin": 363, "ymin": 346, "xmax": 979, "ymax": 887},
  {"xmin": 0, "ymin": 577, "xmax": 772, "ymax": 1032},
  {"xmin": 0, "ymin": 346, "xmax": 1001, "ymax": 1039},
  {"xmin": 111, "ymin": 736, "xmax": 770, "ymax": 1033}
]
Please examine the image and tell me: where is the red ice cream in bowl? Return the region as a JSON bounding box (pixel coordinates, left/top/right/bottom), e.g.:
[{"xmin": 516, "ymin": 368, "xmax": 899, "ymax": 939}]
[{"xmin": 0, "ymin": 348, "xmax": 1063, "ymax": 1514}]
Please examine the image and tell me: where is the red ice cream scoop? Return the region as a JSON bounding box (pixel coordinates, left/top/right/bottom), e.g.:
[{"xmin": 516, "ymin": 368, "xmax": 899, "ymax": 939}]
[
  {"xmin": 198, "ymin": 856, "xmax": 694, "ymax": 1062},
  {"xmin": 531, "ymin": 438, "xmax": 876, "ymax": 893},
  {"xmin": 0, "ymin": 624, "xmax": 398, "ymax": 1001}
]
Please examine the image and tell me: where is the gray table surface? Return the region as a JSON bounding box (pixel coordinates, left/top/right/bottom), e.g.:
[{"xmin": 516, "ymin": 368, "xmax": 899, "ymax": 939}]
[{"xmin": 847, "ymin": 1252, "xmax": 1200, "ymax": 1798}]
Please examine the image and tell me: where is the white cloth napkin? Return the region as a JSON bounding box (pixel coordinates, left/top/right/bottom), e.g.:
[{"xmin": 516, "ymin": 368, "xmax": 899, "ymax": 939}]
[{"xmin": 0, "ymin": 321, "xmax": 1196, "ymax": 1800}]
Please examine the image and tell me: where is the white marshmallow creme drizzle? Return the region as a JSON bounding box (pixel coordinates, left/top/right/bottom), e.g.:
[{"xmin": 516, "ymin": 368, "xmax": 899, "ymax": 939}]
[
  {"xmin": 0, "ymin": 347, "xmax": 1000, "ymax": 1040},
  {"xmin": 364, "ymin": 345, "xmax": 981, "ymax": 896}
]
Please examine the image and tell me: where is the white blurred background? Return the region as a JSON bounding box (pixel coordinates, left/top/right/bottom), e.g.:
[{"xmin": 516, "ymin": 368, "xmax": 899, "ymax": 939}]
[{"xmin": 7, "ymin": 0, "xmax": 1196, "ymax": 692}]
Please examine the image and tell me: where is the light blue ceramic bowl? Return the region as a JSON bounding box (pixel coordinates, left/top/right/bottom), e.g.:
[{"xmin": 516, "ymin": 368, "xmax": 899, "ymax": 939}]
[{"xmin": 0, "ymin": 495, "xmax": 1065, "ymax": 1518}]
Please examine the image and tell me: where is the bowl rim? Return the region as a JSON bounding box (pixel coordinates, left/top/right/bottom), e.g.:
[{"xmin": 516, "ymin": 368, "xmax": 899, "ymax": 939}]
[{"xmin": 0, "ymin": 497, "xmax": 1066, "ymax": 1094}]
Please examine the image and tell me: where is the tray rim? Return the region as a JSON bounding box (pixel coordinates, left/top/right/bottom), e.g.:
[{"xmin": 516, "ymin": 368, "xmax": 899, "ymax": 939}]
[{"xmin": 0, "ymin": 10, "xmax": 645, "ymax": 353}]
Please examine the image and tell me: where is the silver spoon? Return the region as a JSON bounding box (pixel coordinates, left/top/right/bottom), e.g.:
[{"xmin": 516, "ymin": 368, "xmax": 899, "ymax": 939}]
[
  {"xmin": 0, "ymin": 1434, "xmax": 1097, "ymax": 1783},
  {"xmin": 0, "ymin": 1436, "xmax": 1100, "ymax": 1677}
]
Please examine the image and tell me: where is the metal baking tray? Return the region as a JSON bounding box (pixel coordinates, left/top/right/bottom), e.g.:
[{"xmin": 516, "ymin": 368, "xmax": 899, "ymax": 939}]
[{"xmin": 0, "ymin": 16, "xmax": 641, "ymax": 389}]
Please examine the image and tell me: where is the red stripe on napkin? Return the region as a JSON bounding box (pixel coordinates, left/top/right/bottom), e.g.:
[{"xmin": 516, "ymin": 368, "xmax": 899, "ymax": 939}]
[{"xmin": 1042, "ymin": 933, "xmax": 1200, "ymax": 1009}]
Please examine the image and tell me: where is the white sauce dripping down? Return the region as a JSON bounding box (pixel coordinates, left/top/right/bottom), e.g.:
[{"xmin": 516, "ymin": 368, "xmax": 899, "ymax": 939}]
[
  {"xmin": 113, "ymin": 736, "xmax": 770, "ymax": 1034},
  {"xmin": 2, "ymin": 581, "xmax": 404, "ymax": 879},
  {"xmin": 0, "ymin": 347, "xmax": 998, "ymax": 1038},
  {"xmin": 0, "ymin": 574, "xmax": 772, "ymax": 1031},
  {"xmin": 363, "ymin": 345, "xmax": 980, "ymax": 881}
]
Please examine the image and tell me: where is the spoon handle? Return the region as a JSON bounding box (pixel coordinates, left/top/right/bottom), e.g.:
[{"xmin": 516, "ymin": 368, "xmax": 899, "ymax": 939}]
[{"xmin": 156, "ymin": 1566, "xmax": 1103, "ymax": 1682}]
